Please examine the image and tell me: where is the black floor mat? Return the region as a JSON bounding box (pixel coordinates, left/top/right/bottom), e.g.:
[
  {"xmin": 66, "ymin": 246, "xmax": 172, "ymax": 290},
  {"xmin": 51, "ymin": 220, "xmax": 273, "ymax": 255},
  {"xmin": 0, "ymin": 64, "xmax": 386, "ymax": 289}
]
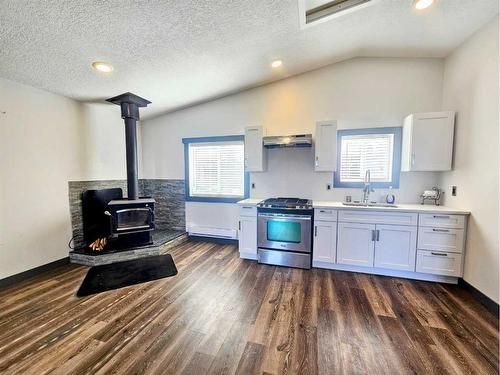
[{"xmin": 77, "ymin": 254, "xmax": 178, "ymax": 297}]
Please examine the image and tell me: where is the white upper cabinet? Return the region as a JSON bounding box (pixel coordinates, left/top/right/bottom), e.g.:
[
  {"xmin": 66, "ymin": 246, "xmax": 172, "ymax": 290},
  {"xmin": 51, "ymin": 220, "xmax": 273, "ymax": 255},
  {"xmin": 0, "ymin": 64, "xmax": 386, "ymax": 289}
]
[
  {"xmin": 314, "ymin": 120, "xmax": 337, "ymax": 171},
  {"xmin": 244, "ymin": 126, "xmax": 266, "ymax": 172},
  {"xmin": 401, "ymin": 111, "xmax": 455, "ymax": 171}
]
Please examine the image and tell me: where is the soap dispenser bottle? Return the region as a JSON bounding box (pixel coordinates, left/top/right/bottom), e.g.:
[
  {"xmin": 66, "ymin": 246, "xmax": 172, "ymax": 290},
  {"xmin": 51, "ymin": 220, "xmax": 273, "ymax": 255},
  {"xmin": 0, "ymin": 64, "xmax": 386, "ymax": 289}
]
[{"xmin": 385, "ymin": 186, "xmax": 395, "ymax": 204}]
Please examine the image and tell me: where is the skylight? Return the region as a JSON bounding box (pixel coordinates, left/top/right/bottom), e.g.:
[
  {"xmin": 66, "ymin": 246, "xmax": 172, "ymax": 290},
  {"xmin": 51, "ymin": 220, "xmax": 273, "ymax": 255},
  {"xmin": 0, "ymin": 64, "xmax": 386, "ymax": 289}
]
[{"xmin": 298, "ymin": 0, "xmax": 378, "ymax": 29}]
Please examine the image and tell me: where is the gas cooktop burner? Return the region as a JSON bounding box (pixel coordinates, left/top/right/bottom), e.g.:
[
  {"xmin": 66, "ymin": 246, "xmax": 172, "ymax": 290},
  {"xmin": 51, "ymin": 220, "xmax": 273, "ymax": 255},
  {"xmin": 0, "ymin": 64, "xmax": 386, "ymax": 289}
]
[{"xmin": 258, "ymin": 197, "xmax": 312, "ymax": 209}]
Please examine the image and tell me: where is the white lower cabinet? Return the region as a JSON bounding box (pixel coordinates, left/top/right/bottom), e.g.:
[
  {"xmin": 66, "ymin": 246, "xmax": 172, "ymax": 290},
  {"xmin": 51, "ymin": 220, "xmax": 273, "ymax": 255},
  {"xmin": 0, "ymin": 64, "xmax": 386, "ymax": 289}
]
[
  {"xmin": 238, "ymin": 216, "xmax": 257, "ymax": 259},
  {"xmin": 313, "ymin": 207, "xmax": 468, "ymax": 282},
  {"xmin": 313, "ymin": 220, "xmax": 337, "ymax": 263},
  {"xmin": 337, "ymin": 223, "xmax": 375, "ymax": 267},
  {"xmin": 374, "ymin": 225, "xmax": 417, "ymax": 271},
  {"xmin": 417, "ymin": 227, "xmax": 464, "ymax": 253},
  {"xmin": 416, "ymin": 250, "xmax": 463, "ymax": 277}
]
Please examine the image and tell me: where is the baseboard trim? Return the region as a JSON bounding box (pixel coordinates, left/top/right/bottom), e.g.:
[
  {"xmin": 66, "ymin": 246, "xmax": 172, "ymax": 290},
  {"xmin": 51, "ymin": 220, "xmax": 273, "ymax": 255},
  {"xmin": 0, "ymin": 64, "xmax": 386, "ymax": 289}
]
[
  {"xmin": 0, "ymin": 257, "xmax": 70, "ymax": 289},
  {"xmin": 313, "ymin": 261, "xmax": 459, "ymax": 284},
  {"xmin": 458, "ymin": 278, "xmax": 499, "ymax": 314},
  {"xmin": 188, "ymin": 235, "xmax": 238, "ymax": 245}
]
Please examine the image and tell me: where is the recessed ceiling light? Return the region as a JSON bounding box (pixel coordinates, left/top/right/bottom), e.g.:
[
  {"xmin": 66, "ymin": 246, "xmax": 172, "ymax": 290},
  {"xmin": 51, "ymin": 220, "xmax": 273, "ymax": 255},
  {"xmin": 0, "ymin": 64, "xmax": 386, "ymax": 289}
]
[
  {"xmin": 414, "ymin": 0, "xmax": 434, "ymax": 10},
  {"xmin": 91, "ymin": 61, "xmax": 113, "ymax": 73},
  {"xmin": 271, "ymin": 60, "xmax": 283, "ymax": 68}
]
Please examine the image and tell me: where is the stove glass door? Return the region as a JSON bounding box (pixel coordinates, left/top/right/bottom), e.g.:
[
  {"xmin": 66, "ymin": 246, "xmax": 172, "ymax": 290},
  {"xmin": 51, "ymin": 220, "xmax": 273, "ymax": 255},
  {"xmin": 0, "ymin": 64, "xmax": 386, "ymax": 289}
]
[
  {"xmin": 115, "ymin": 208, "xmax": 152, "ymax": 232},
  {"xmin": 267, "ymin": 221, "xmax": 301, "ymax": 243},
  {"xmin": 257, "ymin": 213, "xmax": 312, "ymax": 253}
]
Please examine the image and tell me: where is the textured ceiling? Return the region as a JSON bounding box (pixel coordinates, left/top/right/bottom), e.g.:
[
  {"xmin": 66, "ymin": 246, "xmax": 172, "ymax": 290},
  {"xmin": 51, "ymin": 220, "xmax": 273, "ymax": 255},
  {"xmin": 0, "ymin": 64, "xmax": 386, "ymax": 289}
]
[{"xmin": 0, "ymin": 0, "xmax": 498, "ymax": 119}]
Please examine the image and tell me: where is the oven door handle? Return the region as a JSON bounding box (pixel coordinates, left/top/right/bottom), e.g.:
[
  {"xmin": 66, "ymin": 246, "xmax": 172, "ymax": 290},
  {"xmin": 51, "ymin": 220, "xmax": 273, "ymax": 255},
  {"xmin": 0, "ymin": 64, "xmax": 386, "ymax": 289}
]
[{"xmin": 257, "ymin": 213, "xmax": 311, "ymax": 220}]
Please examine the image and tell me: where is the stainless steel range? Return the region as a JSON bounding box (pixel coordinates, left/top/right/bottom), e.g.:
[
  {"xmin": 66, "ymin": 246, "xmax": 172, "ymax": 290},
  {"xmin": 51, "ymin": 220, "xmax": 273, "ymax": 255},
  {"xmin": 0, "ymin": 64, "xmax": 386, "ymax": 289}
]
[{"xmin": 257, "ymin": 198, "xmax": 313, "ymax": 269}]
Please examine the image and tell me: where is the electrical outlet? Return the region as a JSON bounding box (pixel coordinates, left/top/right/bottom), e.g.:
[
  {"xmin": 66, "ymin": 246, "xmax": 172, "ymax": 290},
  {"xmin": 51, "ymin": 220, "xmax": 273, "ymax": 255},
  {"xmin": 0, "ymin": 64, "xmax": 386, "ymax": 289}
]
[
  {"xmin": 326, "ymin": 183, "xmax": 332, "ymax": 190},
  {"xmin": 452, "ymin": 186, "xmax": 457, "ymax": 196}
]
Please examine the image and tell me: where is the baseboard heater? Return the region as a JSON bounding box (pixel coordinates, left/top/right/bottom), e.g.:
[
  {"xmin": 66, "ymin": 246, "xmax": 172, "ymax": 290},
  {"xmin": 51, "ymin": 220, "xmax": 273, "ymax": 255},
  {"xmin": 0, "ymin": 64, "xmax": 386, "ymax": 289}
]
[{"xmin": 187, "ymin": 226, "xmax": 237, "ymax": 240}]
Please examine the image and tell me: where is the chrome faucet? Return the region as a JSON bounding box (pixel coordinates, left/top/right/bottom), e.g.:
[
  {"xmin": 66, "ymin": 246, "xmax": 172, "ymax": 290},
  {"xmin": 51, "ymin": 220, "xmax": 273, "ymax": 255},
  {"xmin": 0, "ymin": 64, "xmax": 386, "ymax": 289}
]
[{"xmin": 362, "ymin": 170, "xmax": 375, "ymax": 204}]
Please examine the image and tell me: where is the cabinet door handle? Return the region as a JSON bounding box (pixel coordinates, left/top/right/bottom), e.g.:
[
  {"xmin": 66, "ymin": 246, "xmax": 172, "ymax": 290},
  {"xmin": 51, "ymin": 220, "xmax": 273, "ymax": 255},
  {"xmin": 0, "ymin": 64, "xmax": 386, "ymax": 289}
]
[
  {"xmin": 432, "ymin": 228, "xmax": 449, "ymax": 232},
  {"xmin": 433, "ymin": 215, "xmax": 450, "ymax": 219},
  {"xmin": 376, "ymin": 230, "xmax": 380, "ymax": 241},
  {"xmin": 314, "ymin": 226, "xmax": 317, "ymax": 237},
  {"xmin": 315, "ymin": 156, "xmax": 319, "ymax": 167},
  {"xmin": 431, "ymin": 252, "xmax": 448, "ymax": 257},
  {"xmin": 371, "ymin": 230, "xmax": 376, "ymax": 241},
  {"xmin": 238, "ymin": 221, "xmax": 241, "ymax": 230}
]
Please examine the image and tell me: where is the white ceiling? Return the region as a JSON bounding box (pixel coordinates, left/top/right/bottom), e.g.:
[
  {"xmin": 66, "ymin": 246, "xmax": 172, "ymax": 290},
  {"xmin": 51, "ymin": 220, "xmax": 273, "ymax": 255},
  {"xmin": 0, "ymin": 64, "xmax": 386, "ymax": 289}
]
[{"xmin": 0, "ymin": 0, "xmax": 497, "ymax": 119}]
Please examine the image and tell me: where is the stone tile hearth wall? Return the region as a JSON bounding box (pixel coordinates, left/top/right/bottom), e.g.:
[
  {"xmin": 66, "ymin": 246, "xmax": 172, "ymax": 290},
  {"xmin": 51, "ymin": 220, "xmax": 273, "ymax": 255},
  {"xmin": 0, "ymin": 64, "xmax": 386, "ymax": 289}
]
[
  {"xmin": 141, "ymin": 179, "xmax": 185, "ymax": 232},
  {"xmin": 68, "ymin": 179, "xmax": 185, "ymax": 250}
]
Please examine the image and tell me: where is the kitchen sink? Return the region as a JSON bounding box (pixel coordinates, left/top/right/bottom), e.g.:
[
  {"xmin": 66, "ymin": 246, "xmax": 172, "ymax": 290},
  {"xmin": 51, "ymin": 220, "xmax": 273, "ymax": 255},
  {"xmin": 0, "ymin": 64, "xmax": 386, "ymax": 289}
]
[{"xmin": 342, "ymin": 202, "xmax": 398, "ymax": 208}]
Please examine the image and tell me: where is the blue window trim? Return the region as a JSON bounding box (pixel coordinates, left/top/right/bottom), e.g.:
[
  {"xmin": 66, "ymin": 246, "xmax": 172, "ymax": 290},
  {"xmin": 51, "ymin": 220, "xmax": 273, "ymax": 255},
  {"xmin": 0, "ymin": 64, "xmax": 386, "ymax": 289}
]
[
  {"xmin": 182, "ymin": 135, "xmax": 249, "ymax": 203},
  {"xmin": 334, "ymin": 127, "xmax": 402, "ymax": 189}
]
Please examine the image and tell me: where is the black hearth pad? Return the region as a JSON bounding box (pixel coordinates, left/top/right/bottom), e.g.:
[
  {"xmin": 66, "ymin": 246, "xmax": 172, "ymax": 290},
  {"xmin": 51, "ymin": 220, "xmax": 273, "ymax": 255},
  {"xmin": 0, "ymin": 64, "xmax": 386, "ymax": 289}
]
[{"xmin": 76, "ymin": 254, "xmax": 178, "ymax": 297}]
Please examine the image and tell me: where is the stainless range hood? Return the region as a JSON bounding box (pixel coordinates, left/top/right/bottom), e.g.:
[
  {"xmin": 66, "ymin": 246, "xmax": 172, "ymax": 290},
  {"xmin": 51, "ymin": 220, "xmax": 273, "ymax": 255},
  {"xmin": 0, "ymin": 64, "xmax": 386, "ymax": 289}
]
[{"xmin": 263, "ymin": 134, "xmax": 312, "ymax": 148}]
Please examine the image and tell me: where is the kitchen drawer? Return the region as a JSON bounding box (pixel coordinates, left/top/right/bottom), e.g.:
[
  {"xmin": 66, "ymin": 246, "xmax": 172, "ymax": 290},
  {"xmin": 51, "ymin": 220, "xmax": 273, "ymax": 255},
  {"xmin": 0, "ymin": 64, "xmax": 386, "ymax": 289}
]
[
  {"xmin": 416, "ymin": 250, "xmax": 463, "ymax": 277},
  {"xmin": 314, "ymin": 208, "xmax": 337, "ymax": 221},
  {"xmin": 239, "ymin": 205, "xmax": 257, "ymax": 217},
  {"xmin": 417, "ymin": 227, "xmax": 464, "ymax": 253},
  {"xmin": 419, "ymin": 213, "xmax": 465, "ymax": 229},
  {"xmin": 338, "ymin": 210, "xmax": 417, "ymax": 226}
]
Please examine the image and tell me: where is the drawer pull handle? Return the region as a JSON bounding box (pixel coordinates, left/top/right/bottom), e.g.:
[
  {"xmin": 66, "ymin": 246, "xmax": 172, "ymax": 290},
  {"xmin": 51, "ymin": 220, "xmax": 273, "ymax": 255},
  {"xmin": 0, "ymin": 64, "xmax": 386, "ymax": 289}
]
[
  {"xmin": 242, "ymin": 207, "xmax": 252, "ymax": 209},
  {"xmin": 433, "ymin": 215, "xmax": 450, "ymax": 219},
  {"xmin": 431, "ymin": 252, "xmax": 448, "ymax": 257},
  {"xmin": 432, "ymin": 229, "xmax": 450, "ymax": 233}
]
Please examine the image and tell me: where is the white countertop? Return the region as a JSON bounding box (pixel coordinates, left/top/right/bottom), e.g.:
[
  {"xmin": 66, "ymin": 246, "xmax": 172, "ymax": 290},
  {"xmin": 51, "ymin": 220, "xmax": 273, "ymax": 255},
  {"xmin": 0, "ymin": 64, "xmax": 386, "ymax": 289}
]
[
  {"xmin": 237, "ymin": 198, "xmax": 469, "ymax": 214},
  {"xmin": 237, "ymin": 198, "xmax": 263, "ymax": 206},
  {"xmin": 313, "ymin": 201, "xmax": 470, "ymax": 215}
]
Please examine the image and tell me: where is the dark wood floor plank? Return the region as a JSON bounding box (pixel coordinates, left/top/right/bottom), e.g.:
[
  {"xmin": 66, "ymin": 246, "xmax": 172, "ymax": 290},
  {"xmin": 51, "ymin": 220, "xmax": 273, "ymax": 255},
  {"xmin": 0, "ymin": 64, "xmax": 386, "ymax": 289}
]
[
  {"xmin": 181, "ymin": 351, "xmax": 215, "ymax": 375},
  {"xmin": 356, "ymin": 273, "xmax": 396, "ymax": 318},
  {"xmin": 429, "ymin": 327, "xmax": 482, "ymax": 375},
  {"xmin": 234, "ymin": 341, "xmax": 265, "ymax": 375},
  {"xmin": 317, "ymin": 308, "xmax": 342, "ymax": 374},
  {"xmin": 0, "ymin": 241, "xmax": 497, "ymax": 375}
]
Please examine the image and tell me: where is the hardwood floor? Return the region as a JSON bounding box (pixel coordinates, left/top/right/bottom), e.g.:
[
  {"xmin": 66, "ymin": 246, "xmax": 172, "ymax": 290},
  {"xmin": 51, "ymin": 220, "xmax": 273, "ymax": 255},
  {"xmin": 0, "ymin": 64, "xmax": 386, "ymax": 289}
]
[{"xmin": 0, "ymin": 241, "xmax": 498, "ymax": 374}]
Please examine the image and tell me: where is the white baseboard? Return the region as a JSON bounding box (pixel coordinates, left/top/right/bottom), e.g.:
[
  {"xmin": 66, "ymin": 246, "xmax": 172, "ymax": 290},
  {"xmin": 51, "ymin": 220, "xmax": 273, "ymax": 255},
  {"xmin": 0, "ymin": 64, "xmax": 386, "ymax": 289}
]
[
  {"xmin": 312, "ymin": 261, "xmax": 458, "ymax": 284},
  {"xmin": 187, "ymin": 225, "xmax": 237, "ymax": 239}
]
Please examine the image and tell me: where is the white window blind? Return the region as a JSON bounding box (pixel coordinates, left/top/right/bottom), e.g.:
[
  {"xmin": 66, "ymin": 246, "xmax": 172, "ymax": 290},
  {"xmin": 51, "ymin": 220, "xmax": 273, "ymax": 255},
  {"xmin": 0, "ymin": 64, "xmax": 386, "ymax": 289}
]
[
  {"xmin": 339, "ymin": 133, "xmax": 394, "ymax": 183},
  {"xmin": 188, "ymin": 141, "xmax": 245, "ymax": 198}
]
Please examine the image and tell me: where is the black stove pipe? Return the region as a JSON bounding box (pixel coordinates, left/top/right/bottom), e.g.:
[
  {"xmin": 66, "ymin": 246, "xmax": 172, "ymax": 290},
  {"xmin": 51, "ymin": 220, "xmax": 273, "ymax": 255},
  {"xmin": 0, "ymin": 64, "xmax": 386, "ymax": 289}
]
[{"xmin": 106, "ymin": 93, "xmax": 151, "ymax": 200}]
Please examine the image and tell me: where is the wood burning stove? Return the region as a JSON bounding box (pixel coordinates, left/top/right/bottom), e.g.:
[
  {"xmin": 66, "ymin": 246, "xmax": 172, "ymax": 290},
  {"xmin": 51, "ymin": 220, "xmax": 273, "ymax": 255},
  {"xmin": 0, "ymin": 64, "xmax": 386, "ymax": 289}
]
[{"xmin": 80, "ymin": 93, "xmax": 157, "ymax": 253}]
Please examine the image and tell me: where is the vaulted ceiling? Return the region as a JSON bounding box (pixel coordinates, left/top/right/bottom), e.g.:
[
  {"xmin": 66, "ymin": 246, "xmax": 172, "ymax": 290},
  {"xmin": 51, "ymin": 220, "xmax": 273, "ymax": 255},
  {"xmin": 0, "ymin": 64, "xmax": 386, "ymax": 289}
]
[{"xmin": 0, "ymin": 0, "xmax": 497, "ymax": 119}]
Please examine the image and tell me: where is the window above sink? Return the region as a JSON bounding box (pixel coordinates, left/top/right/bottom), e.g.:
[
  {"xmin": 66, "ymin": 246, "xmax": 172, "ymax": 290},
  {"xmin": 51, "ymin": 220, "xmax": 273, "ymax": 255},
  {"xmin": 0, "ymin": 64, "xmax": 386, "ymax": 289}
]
[{"xmin": 334, "ymin": 127, "xmax": 402, "ymax": 188}]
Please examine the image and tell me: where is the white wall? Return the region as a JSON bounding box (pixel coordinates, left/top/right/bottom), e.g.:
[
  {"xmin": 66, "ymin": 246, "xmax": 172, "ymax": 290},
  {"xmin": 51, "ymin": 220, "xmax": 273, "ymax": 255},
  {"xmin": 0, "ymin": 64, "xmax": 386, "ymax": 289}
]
[
  {"xmin": 439, "ymin": 17, "xmax": 499, "ymax": 303},
  {"xmin": 142, "ymin": 57, "xmax": 445, "ymax": 232},
  {"xmin": 0, "ymin": 78, "xmax": 130, "ymax": 279}
]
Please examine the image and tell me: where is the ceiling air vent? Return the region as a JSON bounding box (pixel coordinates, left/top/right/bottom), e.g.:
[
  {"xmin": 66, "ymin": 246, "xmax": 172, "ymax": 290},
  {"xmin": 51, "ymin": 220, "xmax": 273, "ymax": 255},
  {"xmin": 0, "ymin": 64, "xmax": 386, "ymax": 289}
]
[{"xmin": 299, "ymin": 0, "xmax": 377, "ymax": 28}]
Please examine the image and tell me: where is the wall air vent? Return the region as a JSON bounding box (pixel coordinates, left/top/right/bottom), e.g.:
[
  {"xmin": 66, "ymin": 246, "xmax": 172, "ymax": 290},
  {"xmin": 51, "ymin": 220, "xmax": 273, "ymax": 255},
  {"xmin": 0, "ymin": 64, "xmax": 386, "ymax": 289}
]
[{"xmin": 298, "ymin": 0, "xmax": 378, "ymax": 28}]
